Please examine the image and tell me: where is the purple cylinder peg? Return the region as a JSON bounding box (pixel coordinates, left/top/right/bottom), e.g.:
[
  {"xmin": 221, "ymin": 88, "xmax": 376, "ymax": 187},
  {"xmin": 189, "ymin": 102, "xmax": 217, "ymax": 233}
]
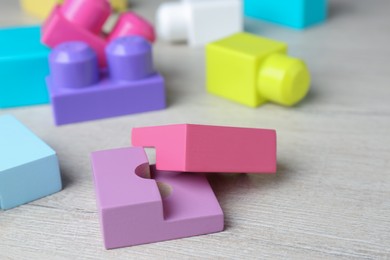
[
  {"xmin": 106, "ymin": 36, "xmax": 154, "ymax": 82},
  {"xmin": 49, "ymin": 41, "xmax": 100, "ymax": 89}
]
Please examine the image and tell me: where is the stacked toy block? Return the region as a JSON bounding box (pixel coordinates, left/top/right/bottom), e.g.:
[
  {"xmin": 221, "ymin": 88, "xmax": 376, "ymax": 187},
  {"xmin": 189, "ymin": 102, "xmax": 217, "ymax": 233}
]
[
  {"xmin": 0, "ymin": 26, "xmax": 50, "ymax": 108},
  {"xmin": 0, "ymin": 0, "xmax": 154, "ymax": 109},
  {"xmin": 46, "ymin": 36, "xmax": 165, "ymax": 125},
  {"xmin": 0, "ymin": 115, "xmax": 62, "ymax": 210},
  {"xmin": 91, "ymin": 124, "xmax": 277, "ymax": 248},
  {"xmin": 244, "ymin": 0, "xmax": 327, "ymax": 29},
  {"xmin": 42, "ymin": 0, "xmax": 155, "ymax": 67}
]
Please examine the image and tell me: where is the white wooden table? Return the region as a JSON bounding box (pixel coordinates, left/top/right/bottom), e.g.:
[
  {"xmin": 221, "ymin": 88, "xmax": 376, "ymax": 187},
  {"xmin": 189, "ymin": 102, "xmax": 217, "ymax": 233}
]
[{"xmin": 1, "ymin": 0, "xmax": 390, "ymax": 259}]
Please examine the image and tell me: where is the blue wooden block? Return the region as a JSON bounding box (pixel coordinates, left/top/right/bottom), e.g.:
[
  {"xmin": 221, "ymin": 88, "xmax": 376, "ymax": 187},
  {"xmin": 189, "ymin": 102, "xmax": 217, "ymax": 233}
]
[
  {"xmin": 0, "ymin": 115, "xmax": 62, "ymax": 210},
  {"xmin": 244, "ymin": 0, "xmax": 327, "ymax": 29},
  {"xmin": 0, "ymin": 26, "xmax": 50, "ymax": 108}
]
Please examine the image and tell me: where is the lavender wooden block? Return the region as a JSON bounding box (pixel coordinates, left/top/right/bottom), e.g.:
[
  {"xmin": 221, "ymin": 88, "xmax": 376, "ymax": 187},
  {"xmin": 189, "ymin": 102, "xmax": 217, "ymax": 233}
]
[
  {"xmin": 91, "ymin": 146, "xmax": 224, "ymax": 249},
  {"xmin": 46, "ymin": 36, "xmax": 166, "ymax": 125}
]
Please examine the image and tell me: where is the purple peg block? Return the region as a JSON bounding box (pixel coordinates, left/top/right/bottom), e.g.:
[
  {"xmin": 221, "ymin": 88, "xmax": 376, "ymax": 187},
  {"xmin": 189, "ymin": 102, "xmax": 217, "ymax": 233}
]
[
  {"xmin": 106, "ymin": 36, "xmax": 154, "ymax": 81},
  {"xmin": 91, "ymin": 147, "xmax": 224, "ymax": 249},
  {"xmin": 46, "ymin": 36, "xmax": 165, "ymax": 125}
]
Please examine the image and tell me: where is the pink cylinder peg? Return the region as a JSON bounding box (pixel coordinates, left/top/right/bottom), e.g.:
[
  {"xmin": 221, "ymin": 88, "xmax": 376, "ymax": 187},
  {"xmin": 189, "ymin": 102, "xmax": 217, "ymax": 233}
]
[
  {"xmin": 61, "ymin": 0, "xmax": 111, "ymax": 34},
  {"xmin": 107, "ymin": 12, "xmax": 156, "ymax": 43}
]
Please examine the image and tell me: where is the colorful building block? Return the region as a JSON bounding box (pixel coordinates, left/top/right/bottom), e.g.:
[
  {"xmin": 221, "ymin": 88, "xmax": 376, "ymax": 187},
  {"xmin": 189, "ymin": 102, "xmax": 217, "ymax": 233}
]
[
  {"xmin": 20, "ymin": 0, "xmax": 61, "ymax": 19},
  {"xmin": 0, "ymin": 26, "xmax": 50, "ymax": 108},
  {"xmin": 0, "ymin": 115, "xmax": 62, "ymax": 210},
  {"xmin": 206, "ymin": 33, "xmax": 311, "ymax": 107},
  {"xmin": 244, "ymin": 0, "xmax": 327, "ymax": 29},
  {"xmin": 42, "ymin": 0, "xmax": 154, "ymax": 67},
  {"xmin": 132, "ymin": 124, "xmax": 276, "ymax": 173},
  {"xmin": 91, "ymin": 147, "xmax": 224, "ymax": 249},
  {"xmin": 46, "ymin": 36, "xmax": 165, "ymax": 125},
  {"xmin": 20, "ymin": 0, "xmax": 128, "ymax": 19},
  {"xmin": 110, "ymin": 0, "xmax": 128, "ymax": 12},
  {"xmin": 156, "ymin": 0, "xmax": 242, "ymax": 46}
]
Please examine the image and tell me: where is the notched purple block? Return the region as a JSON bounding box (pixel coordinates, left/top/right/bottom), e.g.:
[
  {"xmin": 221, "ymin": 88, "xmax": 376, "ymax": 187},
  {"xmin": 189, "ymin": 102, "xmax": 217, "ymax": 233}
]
[
  {"xmin": 91, "ymin": 147, "xmax": 224, "ymax": 249},
  {"xmin": 47, "ymin": 36, "xmax": 166, "ymax": 125}
]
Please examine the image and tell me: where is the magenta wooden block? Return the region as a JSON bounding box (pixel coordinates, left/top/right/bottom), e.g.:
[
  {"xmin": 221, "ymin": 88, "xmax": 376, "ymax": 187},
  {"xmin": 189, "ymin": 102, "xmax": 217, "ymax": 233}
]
[
  {"xmin": 91, "ymin": 147, "xmax": 224, "ymax": 249},
  {"xmin": 132, "ymin": 124, "xmax": 277, "ymax": 173},
  {"xmin": 46, "ymin": 36, "xmax": 166, "ymax": 125},
  {"xmin": 42, "ymin": 5, "xmax": 107, "ymax": 67}
]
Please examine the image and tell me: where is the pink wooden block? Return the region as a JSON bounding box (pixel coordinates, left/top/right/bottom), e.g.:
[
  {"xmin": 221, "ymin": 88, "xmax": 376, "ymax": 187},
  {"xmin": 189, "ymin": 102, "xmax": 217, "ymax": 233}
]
[
  {"xmin": 132, "ymin": 124, "xmax": 277, "ymax": 173},
  {"xmin": 91, "ymin": 147, "xmax": 224, "ymax": 249},
  {"xmin": 107, "ymin": 12, "xmax": 156, "ymax": 43},
  {"xmin": 42, "ymin": 0, "xmax": 155, "ymax": 67}
]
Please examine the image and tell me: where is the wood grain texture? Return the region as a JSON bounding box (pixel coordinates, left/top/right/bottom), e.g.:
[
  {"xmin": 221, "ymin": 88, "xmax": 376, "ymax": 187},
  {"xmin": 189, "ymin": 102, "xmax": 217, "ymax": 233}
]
[{"xmin": 1, "ymin": 0, "xmax": 390, "ymax": 259}]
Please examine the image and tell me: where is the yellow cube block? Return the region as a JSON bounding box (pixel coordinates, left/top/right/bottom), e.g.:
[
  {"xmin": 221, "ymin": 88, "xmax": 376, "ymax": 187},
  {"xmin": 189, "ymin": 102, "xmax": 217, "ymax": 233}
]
[
  {"xmin": 206, "ymin": 32, "xmax": 311, "ymax": 107},
  {"xmin": 20, "ymin": 0, "xmax": 128, "ymax": 20},
  {"xmin": 110, "ymin": 0, "xmax": 128, "ymax": 12},
  {"xmin": 20, "ymin": 0, "xmax": 62, "ymax": 20}
]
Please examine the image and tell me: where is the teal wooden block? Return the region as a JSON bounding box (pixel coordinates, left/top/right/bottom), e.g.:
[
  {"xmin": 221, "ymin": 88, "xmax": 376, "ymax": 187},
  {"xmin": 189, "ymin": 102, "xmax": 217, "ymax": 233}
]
[
  {"xmin": 0, "ymin": 115, "xmax": 62, "ymax": 210},
  {"xmin": 244, "ymin": 0, "xmax": 327, "ymax": 29},
  {"xmin": 0, "ymin": 26, "xmax": 50, "ymax": 108}
]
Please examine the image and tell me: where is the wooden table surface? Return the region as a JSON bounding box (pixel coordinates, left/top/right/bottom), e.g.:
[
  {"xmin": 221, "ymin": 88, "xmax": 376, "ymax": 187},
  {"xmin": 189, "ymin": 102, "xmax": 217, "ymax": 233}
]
[{"xmin": 1, "ymin": 0, "xmax": 390, "ymax": 259}]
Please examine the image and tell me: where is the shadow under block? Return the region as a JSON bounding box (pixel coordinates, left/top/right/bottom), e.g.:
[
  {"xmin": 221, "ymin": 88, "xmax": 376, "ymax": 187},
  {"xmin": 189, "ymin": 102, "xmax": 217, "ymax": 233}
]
[
  {"xmin": 206, "ymin": 33, "xmax": 311, "ymax": 107},
  {"xmin": 0, "ymin": 26, "xmax": 50, "ymax": 108},
  {"xmin": 156, "ymin": 0, "xmax": 242, "ymax": 46},
  {"xmin": 132, "ymin": 124, "xmax": 277, "ymax": 173},
  {"xmin": 42, "ymin": 1, "xmax": 154, "ymax": 67},
  {"xmin": 47, "ymin": 37, "xmax": 165, "ymax": 125},
  {"xmin": 244, "ymin": 0, "xmax": 327, "ymax": 29},
  {"xmin": 20, "ymin": 0, "xmax": 128, "ymax": 19},
  {"xmin": 0, "ymin": 115, "xmax": 62, "ymax": 210},
  {"xmin": 91, "ymin": 147, "xmax": 224, "ymax": 249}
]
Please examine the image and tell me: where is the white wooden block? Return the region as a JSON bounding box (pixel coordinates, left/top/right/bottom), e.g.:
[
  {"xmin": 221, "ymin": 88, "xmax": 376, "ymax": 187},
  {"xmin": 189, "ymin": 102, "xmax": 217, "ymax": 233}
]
[{"xmin": 156, "ymin": 0, "xmax": 242, "ymax": 47}]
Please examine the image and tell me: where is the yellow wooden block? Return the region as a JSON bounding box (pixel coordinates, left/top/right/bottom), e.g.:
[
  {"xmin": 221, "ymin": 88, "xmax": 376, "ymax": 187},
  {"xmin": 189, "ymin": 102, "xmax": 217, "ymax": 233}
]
[
  {"xmin": 110, "ymin": 0, "xmax": 128, "ymax": 12},
  {"xmin": 206, "ymin": 32, "xmax": 311, "ymax": 107},
  {"xmin": 20, "ymin": 0, "xmax": 128, "ymax": 20},
  {"xmin": 20, "ymin": 0, "xmax": 62, "ymax": 20}
]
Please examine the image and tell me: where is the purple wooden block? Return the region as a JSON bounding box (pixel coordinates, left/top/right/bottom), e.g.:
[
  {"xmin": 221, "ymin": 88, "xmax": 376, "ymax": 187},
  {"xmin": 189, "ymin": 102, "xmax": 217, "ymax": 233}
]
[
  {"xmin": 46, "ymin": 36, "xmax": 165, "ymax": 125},
  {"xmin": 91, "ymin": 147, "xmax": 224, "ymax": 249}
]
